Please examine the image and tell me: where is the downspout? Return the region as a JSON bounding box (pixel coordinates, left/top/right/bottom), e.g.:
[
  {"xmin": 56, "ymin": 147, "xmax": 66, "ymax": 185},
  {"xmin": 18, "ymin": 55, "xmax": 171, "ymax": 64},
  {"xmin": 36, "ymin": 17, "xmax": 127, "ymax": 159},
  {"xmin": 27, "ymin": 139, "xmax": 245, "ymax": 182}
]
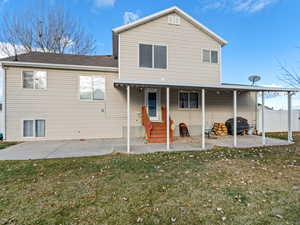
[{"xmin": 1, "ymin": 64, "xmax": 6, "ymax": 140}]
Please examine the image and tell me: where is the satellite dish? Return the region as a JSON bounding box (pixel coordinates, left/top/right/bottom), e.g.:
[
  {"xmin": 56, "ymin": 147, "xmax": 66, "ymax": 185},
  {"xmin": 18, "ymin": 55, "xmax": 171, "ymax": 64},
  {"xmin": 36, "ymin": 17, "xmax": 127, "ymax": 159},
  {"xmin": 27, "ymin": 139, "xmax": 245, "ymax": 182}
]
[{"xmin": 248, "ymin": 75, "xmax": 261, "ymax": 86}]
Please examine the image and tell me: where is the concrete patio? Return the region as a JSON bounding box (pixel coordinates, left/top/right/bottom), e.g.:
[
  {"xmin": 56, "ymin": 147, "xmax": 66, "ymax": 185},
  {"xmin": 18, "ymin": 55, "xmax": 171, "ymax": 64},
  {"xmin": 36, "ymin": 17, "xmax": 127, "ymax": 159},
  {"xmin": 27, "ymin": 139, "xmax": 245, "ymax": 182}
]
[{"xmin": 0, "ymin": 135, "xmax": 291, "ymax": 160}]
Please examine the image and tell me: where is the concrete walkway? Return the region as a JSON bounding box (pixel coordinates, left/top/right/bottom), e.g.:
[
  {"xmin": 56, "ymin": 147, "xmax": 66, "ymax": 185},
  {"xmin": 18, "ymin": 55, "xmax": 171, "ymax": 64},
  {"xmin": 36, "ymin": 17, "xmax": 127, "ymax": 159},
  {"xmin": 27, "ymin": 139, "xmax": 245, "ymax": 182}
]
[{"xmin": 0, "ymin": 135, "xmax": 291, "ymax": 160}]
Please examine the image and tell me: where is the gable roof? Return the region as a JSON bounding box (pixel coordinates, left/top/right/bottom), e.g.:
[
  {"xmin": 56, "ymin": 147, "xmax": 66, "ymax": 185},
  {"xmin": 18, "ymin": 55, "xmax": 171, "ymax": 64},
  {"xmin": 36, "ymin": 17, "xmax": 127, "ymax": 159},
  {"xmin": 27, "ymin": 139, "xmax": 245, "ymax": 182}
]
[
  {"xmin": 113, "ymin": 6, "xmax": 228, "ymax": 46},
  {"xmin": 0, "ymin": 52, "xmax": 118, "ymax": 68}
]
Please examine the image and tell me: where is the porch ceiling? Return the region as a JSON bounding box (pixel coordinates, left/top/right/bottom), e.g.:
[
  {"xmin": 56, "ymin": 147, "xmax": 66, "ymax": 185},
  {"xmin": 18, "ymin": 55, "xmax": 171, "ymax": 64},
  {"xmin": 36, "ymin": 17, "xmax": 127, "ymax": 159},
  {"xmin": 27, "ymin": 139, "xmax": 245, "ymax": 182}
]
[{"xmin": 114, "ymin": 79, "xmax": 299, "ymax": 92}]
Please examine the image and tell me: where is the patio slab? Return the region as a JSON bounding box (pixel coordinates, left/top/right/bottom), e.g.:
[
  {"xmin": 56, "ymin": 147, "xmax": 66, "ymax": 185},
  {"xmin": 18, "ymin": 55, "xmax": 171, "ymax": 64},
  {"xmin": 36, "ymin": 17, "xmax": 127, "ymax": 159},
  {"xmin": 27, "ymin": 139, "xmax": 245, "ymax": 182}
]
[{"xmin": 0, "ymin": 135, "xmax": 291, "ymax": 160}]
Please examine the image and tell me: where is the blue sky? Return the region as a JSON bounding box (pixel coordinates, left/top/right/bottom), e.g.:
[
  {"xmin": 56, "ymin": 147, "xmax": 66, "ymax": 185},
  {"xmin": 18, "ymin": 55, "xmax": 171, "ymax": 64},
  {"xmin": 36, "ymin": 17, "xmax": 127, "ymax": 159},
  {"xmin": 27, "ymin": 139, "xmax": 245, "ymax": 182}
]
[{"xmin": 1, "ymin": 0, "xmax": 300, "ymax": 108}]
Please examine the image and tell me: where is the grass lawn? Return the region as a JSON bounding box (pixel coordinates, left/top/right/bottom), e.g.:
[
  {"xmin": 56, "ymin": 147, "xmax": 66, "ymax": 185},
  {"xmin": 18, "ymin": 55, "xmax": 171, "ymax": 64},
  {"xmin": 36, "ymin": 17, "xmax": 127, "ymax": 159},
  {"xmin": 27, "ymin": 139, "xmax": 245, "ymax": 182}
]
[
  {"xmin": 0, "ymin": 135, "xmax": 299, "ymax": 225},
  {"xmin": 0, "ymin": 141, "xmax": 19, "ymax": 150}
]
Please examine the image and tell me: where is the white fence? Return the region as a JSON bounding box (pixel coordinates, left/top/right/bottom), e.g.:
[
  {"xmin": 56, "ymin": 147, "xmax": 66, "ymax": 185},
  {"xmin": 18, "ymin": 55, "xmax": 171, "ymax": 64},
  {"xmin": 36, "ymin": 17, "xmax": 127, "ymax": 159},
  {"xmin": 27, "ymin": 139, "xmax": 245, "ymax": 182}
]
[{"xmin": 257, "ymin": 106, "xmax": 300, "ymax": 133}]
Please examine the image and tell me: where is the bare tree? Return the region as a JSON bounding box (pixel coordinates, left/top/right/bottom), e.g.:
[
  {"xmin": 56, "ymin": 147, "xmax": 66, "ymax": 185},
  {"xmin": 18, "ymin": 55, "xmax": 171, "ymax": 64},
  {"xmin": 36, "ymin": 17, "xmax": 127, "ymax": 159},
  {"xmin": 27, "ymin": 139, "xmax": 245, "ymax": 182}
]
[
  {"xmin": 279, "ymin": 64, "xmax": 300, "ymax": 88},
  {"xmin": 0, "ymin": 5, "xmax": 96, "ymax": 57}
]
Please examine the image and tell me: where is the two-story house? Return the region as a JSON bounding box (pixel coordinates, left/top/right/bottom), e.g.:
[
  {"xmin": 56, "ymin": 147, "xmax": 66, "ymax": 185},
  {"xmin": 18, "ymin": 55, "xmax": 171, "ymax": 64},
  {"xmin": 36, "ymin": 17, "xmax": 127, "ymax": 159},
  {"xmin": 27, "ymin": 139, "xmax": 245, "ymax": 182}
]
[{"xmin": 0, "ymin": 6, "xmax": 297, "ymax": 151}]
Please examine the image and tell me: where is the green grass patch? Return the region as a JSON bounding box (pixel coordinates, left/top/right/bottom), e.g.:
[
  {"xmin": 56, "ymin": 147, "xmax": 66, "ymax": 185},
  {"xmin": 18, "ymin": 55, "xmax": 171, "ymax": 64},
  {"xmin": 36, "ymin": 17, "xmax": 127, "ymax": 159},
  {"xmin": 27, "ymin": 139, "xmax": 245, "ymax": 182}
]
[{"xmin": 0, "ymin": 141, "xmax": 19, "ymax": 150}]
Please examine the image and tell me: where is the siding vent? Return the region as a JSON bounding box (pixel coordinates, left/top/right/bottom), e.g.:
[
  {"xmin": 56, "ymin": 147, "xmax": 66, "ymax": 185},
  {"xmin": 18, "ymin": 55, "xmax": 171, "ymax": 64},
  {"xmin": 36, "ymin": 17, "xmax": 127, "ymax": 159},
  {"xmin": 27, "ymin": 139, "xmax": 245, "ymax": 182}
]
[{"xmin": 168, "ymin": 15, "xmax": 180, "ymax": 25}]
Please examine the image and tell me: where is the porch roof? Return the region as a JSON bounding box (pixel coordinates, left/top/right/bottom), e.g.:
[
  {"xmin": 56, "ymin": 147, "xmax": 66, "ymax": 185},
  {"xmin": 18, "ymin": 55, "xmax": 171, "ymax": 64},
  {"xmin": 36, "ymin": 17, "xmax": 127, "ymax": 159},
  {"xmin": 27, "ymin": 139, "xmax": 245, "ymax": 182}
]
[{"xmin": 114, "ymin": 80, "xmax": 299, "ymax": 92}]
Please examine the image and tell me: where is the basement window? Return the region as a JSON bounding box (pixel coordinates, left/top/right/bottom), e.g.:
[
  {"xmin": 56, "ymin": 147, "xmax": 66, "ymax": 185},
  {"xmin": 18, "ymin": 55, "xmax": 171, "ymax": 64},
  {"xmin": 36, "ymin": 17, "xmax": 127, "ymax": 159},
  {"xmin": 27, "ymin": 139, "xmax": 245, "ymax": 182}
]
[{"xmin": 23, "ymin": 120, "xmax": 45, "ymax": 137}]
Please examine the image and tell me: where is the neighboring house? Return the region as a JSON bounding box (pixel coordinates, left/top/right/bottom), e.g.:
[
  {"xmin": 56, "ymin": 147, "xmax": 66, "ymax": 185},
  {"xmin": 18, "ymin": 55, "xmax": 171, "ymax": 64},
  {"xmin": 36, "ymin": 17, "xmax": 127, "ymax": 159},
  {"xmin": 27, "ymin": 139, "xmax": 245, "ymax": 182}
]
[{"xmin": 0, "ymin": 6, "xmax": 297, "ymax": 148}]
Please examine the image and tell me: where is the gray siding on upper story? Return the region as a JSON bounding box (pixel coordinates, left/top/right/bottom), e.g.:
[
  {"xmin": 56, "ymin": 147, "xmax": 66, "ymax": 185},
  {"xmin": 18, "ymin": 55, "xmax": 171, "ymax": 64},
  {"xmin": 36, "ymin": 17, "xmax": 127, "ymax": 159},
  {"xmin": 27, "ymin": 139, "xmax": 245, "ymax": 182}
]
[{"xmin": 119, "ymin": 12, "xmax": 222, "ymax": 84}]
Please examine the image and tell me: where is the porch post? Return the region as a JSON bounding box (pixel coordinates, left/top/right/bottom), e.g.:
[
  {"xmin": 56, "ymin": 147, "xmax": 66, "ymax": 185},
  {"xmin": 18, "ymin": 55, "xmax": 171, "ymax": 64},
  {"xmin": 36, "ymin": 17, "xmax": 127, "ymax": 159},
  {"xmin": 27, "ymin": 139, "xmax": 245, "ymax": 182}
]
[
  {"xmin": 127, "ymin": 85, "xmax": 130, "ymax": 153},
  {"xmin": 202, "ymin": 89, "xmax": 205, "ymax": 149},
  {"xmin": 261, "ymin": 91, "xmax": 266, "ymax": 145},
  {"xmin": 233, "ymin": 90, "xmax": 237, "ymax": 147},
  {"xmin": 166, "ymin": 87, "xmax": 170, "ymax": 150},
  {"xmin": 288, "ymin": 91, "xmax": 293, "ymax": 143}
]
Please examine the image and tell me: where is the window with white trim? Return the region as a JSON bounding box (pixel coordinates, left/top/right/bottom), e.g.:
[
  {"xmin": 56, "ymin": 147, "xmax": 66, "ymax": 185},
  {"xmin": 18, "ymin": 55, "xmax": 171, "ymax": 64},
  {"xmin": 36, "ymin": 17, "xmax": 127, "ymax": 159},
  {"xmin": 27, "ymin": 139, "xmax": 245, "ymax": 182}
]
[
  {"xmin": 23, "ymin": 71, "xmax": 47, "ymax": 89},
  {"xmin": 23, "ymin": 120, "xmax": 46, "ymax": 137},
  {"xmin": 80, "ymin": 76, "xmax": 105, "ymax": 100},
  {"xmin": 139, "ymin": 44, "xmax": 167, "ymax": 69},
  {"xmin": 179, "ymin": 91, "xmax": 200, "ymax": 109},
  {"xmin": 202, "ymin": 49, "xmax": 219, "ymax": 64}
]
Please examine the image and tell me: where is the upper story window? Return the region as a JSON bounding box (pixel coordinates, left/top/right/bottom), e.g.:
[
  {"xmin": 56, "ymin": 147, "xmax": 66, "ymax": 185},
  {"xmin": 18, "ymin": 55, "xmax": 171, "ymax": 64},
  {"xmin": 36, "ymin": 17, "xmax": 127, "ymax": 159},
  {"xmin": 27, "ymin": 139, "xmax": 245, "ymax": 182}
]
[
  {"xmin": 139, "ymin": 44, "xmax": 167, "ymax": 69},
  {"xmin": 80, "ymin": 76, "xmax": 105, "ymax": 100},
  {"xmin": 23, "ymin": 71, "xmax": 47, "ymax": 89},
  {"xmin": 179, "ymin": 91, "xmax": 200, "ymax": 109},
  {"xmin": 202, "ymin": 49, "xmax": 219, "ymax": 64}
]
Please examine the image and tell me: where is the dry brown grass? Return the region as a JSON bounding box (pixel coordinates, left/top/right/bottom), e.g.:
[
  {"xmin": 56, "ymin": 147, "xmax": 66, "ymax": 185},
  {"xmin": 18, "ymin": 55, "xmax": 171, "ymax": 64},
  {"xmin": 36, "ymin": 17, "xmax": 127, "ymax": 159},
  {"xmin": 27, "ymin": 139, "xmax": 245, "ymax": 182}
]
[{"xmin": 0, "ymin": 134, "xmax": 299, "ymax": 225}]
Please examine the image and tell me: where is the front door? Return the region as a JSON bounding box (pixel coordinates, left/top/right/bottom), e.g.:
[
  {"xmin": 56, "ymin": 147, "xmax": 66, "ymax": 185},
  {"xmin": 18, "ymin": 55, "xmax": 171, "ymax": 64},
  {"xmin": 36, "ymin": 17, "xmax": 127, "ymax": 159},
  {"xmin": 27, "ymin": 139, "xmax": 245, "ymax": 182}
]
[{"xmin": 145, "ymin": 88, "xmax": 161, "ymax": 121}]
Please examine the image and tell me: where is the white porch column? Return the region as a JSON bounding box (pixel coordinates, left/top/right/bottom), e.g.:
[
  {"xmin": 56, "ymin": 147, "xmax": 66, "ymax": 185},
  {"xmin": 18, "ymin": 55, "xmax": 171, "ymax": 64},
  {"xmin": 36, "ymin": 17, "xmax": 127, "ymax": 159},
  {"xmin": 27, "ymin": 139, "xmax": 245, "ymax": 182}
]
[
  {"xmin": 127, "ymin": 85, "xmax": 130, "ymax": 153},
  {"xmin": 202, "ymin": 89, "xmax": 205, "ymax": 149},
  {"xmin": 288, "ymin": 91, "xmax": 293, "ymax": 143},
  {"xmin": 166, "ymin": 87, "xmax": 170, "ymax": 150},
  {"xmin": 261, "ymin": 91, "xmax": 266, "ymax": 145},
  {"xmin": 233, "ymin": 90, "xmax": 237, "ymax": 147}
]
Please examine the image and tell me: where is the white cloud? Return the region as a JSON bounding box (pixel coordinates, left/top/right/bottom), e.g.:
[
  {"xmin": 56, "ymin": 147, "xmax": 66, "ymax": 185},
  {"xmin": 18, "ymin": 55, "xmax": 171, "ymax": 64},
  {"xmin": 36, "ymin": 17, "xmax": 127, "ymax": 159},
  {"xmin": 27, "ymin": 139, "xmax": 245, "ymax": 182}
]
[
  {"xmin": 0, "ymin": 42, "xmax": 26, "ymax": 58},
  {"xmin": 201, "ymin": 0, "xmax": 280, "ymax": 13},
  {"xmin": 123, "ymin": 11, "xmax": 140, "ymax": 24},
  {"xmin": 94, "ymin": 0, "xmax": 116, "ymax": 8}
]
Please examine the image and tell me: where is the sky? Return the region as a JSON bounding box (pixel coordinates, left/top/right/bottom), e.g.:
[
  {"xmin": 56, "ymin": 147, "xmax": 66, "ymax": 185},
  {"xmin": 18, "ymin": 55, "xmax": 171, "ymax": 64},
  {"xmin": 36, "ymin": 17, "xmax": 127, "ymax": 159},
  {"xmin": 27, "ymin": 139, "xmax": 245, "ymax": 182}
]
[{"xmin": 0, "ymin": 0, "xmax": 300, "ymax": 109}]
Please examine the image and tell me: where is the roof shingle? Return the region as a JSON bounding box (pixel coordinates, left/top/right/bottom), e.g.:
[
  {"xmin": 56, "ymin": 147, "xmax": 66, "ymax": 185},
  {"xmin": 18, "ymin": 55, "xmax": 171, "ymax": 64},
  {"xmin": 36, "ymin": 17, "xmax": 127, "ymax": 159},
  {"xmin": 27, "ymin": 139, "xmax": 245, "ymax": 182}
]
[{"xmin": 0, "ymin": 52, "xmax": 118, "ymax": 68}]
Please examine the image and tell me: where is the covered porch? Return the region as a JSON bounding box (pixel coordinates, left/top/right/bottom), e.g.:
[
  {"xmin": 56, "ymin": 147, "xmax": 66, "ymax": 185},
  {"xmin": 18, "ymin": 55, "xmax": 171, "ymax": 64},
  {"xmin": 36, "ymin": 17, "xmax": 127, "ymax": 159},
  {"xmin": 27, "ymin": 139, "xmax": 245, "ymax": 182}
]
[{"xmin": 114, "ymin": 80, "xmax": 298, "ymax": 153}]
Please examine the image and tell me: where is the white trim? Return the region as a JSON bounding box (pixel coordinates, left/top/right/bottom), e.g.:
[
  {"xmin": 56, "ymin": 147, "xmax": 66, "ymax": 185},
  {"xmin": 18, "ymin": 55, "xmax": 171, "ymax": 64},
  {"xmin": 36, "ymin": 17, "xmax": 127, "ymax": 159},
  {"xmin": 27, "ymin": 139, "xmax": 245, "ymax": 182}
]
[
  {"xmin": 288, "ymin": 92, "xmax": 293, "ymax": 143},
  {"xmin": 2, "ymin": 64, "xmax": 6, "ymax": 139},
  {"xmin": 118, "ymin": 34, "xmax": 121, "ymax": 79},
  {"xmin": 113, "ymin": 6, "xmax": 228, "ymax": 46},
  {"xmin": 1, "ymin": 61, "xmax": 118, "ymax": 72},
  {"xmin": 127, "ymin": 86, "xmax": 130, "ymax": 153},
  {"xmin": 114, "ymin": 80, "xmax": 300, "ymax": 92},
  {"xmin": 233, "ymin": 90, "xmax": 237, "ymax": 147},
  {"xmin": 219, "ymin": 45, "xmax": 222, "ymax": 83},
  {"xmin": 166, "ymin": 87, "xmax": 170, "ymax": 150},
  {"xmin": 202, "ymin": 89, "xmax": 205, "ymax": 149},
  {"xmin": 261, "ymin": 91, "xmax": 265, "ymax": 145}
]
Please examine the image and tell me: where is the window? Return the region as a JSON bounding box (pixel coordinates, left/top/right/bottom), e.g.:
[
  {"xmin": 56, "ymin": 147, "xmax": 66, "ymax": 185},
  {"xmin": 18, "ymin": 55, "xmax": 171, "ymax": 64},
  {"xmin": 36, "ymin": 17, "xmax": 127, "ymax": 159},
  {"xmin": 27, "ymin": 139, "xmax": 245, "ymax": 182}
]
[
  {"xmin": 139, "ymin": 44, "xmax": 153, "ymax": 68},
  {"xmin": 23, "ymin": 71, "xmax": 47, "ymax": 89},
  {"xmin": 202, "ymin": 49, "xmax": 219, "ymax": 64},
  {"xmin": 154, "ymin": 45, "xmax": 167, "ymax": 69},
  {"xmin": 80, "ymin": 76, "xmax": 105, "ymax": 100},
  {"xmin": 202, "ymin": 50, "xmax": 210, "ymax": 63},
  {"xmin": 23, "ymin": 120, "xmax": 45, "ymax": 137},
  {"xmin": 35, "ymin": 120, "xmax": 45, "ymax": 137},
  {"xmin": 139, "ymin": 44, "xmax": 167, "ymax": 69},
  {"xmin": 23, "ymin": 120, "xmax": 34, "ymax": 137},
  {"xmin": 211, "ymin": 50, "xmax": 218, "ymax": 64},
  {"xmin": 179, "ymin": 91, "xmax": 200, "ymax": 109}
]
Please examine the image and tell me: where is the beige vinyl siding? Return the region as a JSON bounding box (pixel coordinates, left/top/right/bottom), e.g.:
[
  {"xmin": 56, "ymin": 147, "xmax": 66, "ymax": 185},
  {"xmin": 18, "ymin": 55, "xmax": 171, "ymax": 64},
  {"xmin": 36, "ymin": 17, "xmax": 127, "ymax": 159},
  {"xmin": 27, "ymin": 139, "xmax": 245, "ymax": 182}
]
[
  {"xmin": 123, "ymin": 88, "xmax": 256, "ymax": 137},
  {"xmin": 119, "ymin": 12, "xmax": 221, "ymax": 84},
  {"xmin": 5, "ymin": 67, "xmax": 256, "ymax": 141},
  {"xmin": 5, "ymin": 67, "xmax": 126, "ymax": 141}
]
